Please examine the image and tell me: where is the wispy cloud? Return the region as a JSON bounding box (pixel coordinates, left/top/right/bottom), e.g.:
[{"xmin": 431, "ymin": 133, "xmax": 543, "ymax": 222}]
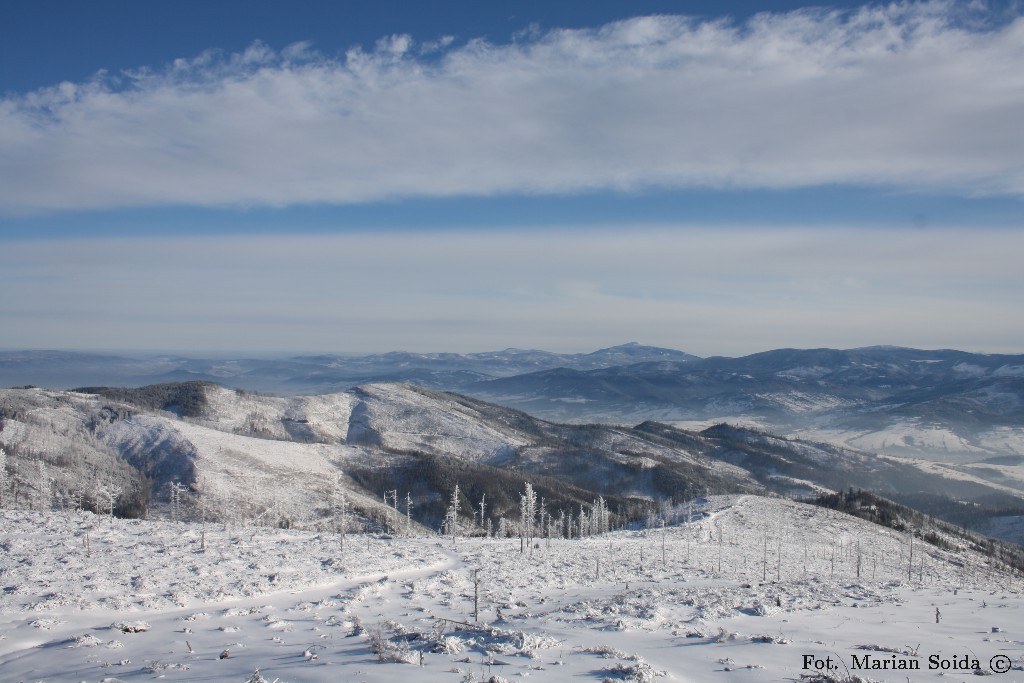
[{"xmin": 1, "ymin": 1, "xmax": 1022, "ymax": 214}]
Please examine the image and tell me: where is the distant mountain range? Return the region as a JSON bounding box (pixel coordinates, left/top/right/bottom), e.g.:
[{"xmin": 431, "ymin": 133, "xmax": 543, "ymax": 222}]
[
  {"xmin": 0, "ymin": 343, "xmax": 698, "ymax": 393},
  {"xmin": 3, "ymin": 344, "xmax": 1023, "ymax": 461},
  {"xmin": 467, "ymin": 346, "xmax": 1024, "ymax": 462}
]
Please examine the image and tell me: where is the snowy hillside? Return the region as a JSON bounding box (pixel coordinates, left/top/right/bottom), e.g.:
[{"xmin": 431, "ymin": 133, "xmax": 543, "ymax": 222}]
[
  {"xmin": 3, "ymin": 381, "xmax": 1024, "ymax": 544},
  {"xmin": 1, "ymin": 495, "xmax": 1021, "ymax": 682}
]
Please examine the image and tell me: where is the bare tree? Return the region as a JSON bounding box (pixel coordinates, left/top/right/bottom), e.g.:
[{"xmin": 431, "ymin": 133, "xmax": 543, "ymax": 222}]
[
  {"xmin": 0, "ymin": 448, "xmax": 9, "ymax": 509},
  {"xmin": 332, "ymin": 476, "xmax": 348, "ymax": 552},
  {"xmin": 594, "ymin": 496, "xmax": 609, "ymax": 535},
  {"xmin": 405, "ymin": 492, "xmax": 413, "ymax": 536},
  {"xmin": 519, "ymin": 482, "xmax": 537, "ymax": 554},
  {"xmin": 478, "ymin": 494, "xmax": 486, "ymax": 535},
  {"xmin": 446, "ymin": 483, "xmax": 461, "ymax": 546},
  {"xmin": 388, "ymin": 489, "xmax": 399, "ymax": 534},
  {"xmin": 100, "ymin": 477, "xmax": 121, "ymax": 520},
  {"xmin": 36, "ymin": 461, "xmax": 51, "ymax": 511},
  {"xmin": 907, "ymin": 528, "xmax": 914, "ymax": 582},
  {"xmin": 168, "ymin": 481, "xmax": 187, "ymax": 522}
]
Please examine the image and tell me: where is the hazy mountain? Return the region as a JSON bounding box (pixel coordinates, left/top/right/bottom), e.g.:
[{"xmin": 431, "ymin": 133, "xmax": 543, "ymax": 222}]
[
  {"xmin": 0, "ymin": 343, "xmax": 699, "ymax": 394},
  {"xmin": 466, "ymin": 347, "xmax": 1024, "ymax": 461},
  {"xmin": 3, "ymin": 344, "xmax": 1023, "ymax": 462}
]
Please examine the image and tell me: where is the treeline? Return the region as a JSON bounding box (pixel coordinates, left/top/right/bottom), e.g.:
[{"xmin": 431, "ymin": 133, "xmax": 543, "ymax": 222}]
[
  {"xmin": 346, "ymin": 450, "xmax": 653, "ymax": 532},
  {"xmin": 1, "ymin": 390, "xmax": 153, "ymax": 519},
  {"xmin": 74, "ymin": 381, "xmax": 215, "ymax": 418},
  {"xmin": 805, "ymin": 488, "xmax": 1024, "ymax": 575},
  {"xmin": 891, "ymin": 490, "xmax": 1024, "ymax": 531},
  {"xmin": 0, "ymin": 440, "xmax": 151, "ymax": 519}
]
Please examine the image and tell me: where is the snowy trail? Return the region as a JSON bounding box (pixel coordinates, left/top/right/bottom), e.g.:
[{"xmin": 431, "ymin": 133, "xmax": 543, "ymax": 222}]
[
  {"xmin": 2, "ymin": 499, "xmax": 1023, "ymax": 682},
  {"xmin": 0, "ymin": 521, "xmax": 460, "ymax": 683}
]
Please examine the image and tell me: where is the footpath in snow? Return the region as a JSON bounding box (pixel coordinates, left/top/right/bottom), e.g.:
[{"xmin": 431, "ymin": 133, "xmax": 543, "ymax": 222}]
[{"xmin": 1, "ymin": 495, "xmax": 1022, "ymax": 683}]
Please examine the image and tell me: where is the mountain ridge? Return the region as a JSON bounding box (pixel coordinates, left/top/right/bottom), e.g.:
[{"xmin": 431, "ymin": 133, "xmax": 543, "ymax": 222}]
[
  {"xmin": 3, "ymin": 344, "xmax": 1023, "ymax": 461},
  {"xmin": 2, "ymin": 380, "xmax": 1022, "ymax": 544}
]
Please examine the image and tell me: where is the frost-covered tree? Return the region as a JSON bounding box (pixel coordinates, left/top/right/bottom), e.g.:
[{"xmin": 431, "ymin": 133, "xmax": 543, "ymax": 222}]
[
  {"xmin": 332, "ymin": 476, "xmax": 348, "ymax": 552},
  {"xmin": 168, "ymin": 481, "xmax": 187, "ymax": 521},
  {"xmin": 519, "ymin": 482, "xmax": 537, "ymax": 553},
  {"xmin": 99, "ymin": 478, "xmax": 121, "ymax": 520},
  {"xmin": 578, "ymin": 504, "xmax": 590, "ymax": 538},
  {"xmin": 193, "ymin": 473, "xmax": 214, "ymax": 525},
  {"xmin": 388, "ymin": 489, "xmax": 399, "ymax": 534},
  {"xmin": 593, "ymin": 496, "xmax": 609, "ymax": 535},
  {"xmin": 538, "ymin": 497, "xmax": 547, "ymax": 545},
  {"xmin": 446, "ymin": 483, "xmax": 461, "ymax": 545},
  {"xmin": 36, "ymin": 461, "xmax": 51, "ymax": 511},
  {"xmin": 405, "ymin": 492, "xmax": 413, "ymax": 536},
  {"xmin": 0, "ymin": 448, "xmax": 9, "ymax": 509},
  {"xmin": 477, "ymin": 494, "xmax": 486, "ymax": 534}
]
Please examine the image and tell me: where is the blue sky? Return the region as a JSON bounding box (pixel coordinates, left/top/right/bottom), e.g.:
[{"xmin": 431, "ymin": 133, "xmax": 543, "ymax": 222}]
[{"xmin": 1, "ymin": 1, "xmax": 1022, "ymax": 356}]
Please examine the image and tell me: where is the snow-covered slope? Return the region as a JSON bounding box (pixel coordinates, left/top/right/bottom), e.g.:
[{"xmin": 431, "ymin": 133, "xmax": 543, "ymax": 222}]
[
  {"xmin": 3, "ymin": 382, "xmax": 1023, "ymax": 544},
  {"xmin": 99, "ymin": 413, "xmax": 369, "ymax": 526},
  {"xmin": 0, "ymin": 388, "xmax": 149, "ymax": 513},
  {"xmin": 344, "ymin": 384, "xmax": 531, "ymax": 460},
  {"xmin": 196, "ymin": 386, "xmax": 358, "ymax": 444},
  {"xmin": 0, "ymin": 384, "xmax": 753, "ymax": 532},
  {"xmin": 1, "ymin": 495, "xmax": 1020, "ymax": 683}
]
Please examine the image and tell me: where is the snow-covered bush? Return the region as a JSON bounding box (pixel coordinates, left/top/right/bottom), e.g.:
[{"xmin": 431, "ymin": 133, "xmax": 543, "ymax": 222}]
[{"xmin": 368, "ymin": 624, "xmax": 417, "ymax": 664}]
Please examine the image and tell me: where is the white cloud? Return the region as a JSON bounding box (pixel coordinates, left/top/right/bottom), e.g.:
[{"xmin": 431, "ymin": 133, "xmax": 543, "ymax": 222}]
[
  {"xmin": 1, "ymin": 2, "xmax": 1022, "ymax": 214},
  {"xmin": 1, "ymin": 227, "xmax": 1021, "ymax": 354}
]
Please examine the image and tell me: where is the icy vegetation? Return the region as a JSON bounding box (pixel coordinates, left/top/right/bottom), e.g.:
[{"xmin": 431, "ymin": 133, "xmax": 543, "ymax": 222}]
[{"xmin": 1, "ymin": 495, "xmax": 1021, "ymax": 682}]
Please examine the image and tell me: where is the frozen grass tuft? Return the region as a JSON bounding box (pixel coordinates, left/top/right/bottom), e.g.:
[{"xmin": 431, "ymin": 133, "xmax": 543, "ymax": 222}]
[
  {"xmin": 601, "ymin": 659, "xmax": 665, "ymax": 682},
  {"xmin": 369, "ymin": 623, "xmax": 418, "ymax": 664},
  {"xmin": 799, "ymin": 674, "xmax": 882, "ymax": 683}
]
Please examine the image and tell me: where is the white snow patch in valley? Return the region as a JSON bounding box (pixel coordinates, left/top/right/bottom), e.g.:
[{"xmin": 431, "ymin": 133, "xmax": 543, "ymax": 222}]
[
  {"xmin": 953, "ymin": 363, "xmax": 989, "ymax": 378},
  {"xmin": 774, "ymin": 366, "xmax": 831, "ymax": 380},
  {"xmin": 797, "ymin": 421, "xmax": 990, "ymax": 459},
  {"xmin": 755, "ymin": 391, "xmax": 853, "ymax": 414}
]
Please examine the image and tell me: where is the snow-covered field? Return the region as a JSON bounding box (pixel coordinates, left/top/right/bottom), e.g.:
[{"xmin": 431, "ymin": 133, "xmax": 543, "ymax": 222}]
[{"xmin": 2, "ymin": 496, "xmax": 1022, "ymax": 683}]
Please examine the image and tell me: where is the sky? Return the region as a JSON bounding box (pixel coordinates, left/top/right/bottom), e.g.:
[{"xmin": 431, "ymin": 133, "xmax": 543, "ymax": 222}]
[{"xmin": 1, "ymin": 0, "xmax": 1022, "ymax": 357}]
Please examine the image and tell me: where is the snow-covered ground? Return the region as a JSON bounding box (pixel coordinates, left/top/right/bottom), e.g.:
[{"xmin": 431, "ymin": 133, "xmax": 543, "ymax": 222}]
[{"xmin": 2, "ymin": 495, "xmax": 1021, "ymax": 683}]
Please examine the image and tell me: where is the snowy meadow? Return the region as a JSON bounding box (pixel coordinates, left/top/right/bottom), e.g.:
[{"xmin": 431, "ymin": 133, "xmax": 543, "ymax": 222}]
[{"xmin": 1, "ymin": 495, "xmax": 1022, "ymax": 683}]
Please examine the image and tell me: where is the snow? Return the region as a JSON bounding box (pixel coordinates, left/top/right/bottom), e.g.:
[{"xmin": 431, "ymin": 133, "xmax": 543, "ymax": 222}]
[
  {"xmin": 2, "ymin": 495, "xmax": 1021, "ymax": 683},
  {"xmin": 753, "ymin": 391, "xmax": 853, "ymax": 414},
  {"xmin": 197, "ymin": 387, "xmax": 358, "ymax": 444},
  {"xmin": 976, "ymin": 427, "xmax": 1024, "ymax": 458},
  {"xmin": 350, "ymin": 384, "xmax": 531, "ymax": 461},
  {"xmin": 795, "ymin": 421, "xmax": 993, "ymax": 460},
  {"xmin": 953, "ymin": 363, "xmax": 989, "ymax": 378},
  {"xmin": 774, "ymin": 366, "xmax": 832, "ymax": 380},
  {"xmin": 994, "ymin": 365, "xmax": 1024, "ymax": 378},
  {"xmin": 98, "ymin": 413, "xmax": 369, "ymax": 525}
]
